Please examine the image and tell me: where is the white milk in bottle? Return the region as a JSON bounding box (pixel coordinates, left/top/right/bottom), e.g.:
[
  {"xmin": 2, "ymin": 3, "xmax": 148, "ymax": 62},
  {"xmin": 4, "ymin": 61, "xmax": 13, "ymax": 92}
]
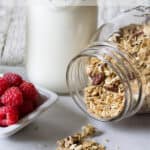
[{"xmin": 26, "ymin": 0, "xmax": 98, "ymax": 93}]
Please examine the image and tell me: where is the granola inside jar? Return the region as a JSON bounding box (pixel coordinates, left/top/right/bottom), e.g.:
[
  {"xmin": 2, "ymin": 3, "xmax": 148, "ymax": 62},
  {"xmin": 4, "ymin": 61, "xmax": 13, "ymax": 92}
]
[{"xmin": 66, "ymin": 6, "xmax": 150, "ymax": 121}]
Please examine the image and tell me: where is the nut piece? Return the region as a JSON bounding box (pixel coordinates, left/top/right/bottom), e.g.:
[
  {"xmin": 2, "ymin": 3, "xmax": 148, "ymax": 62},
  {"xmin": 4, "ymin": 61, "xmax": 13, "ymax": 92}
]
[
  {"xmin": 104, "ymin": 84, "xmax": 118, "ymax": 93},
  {"xmin": 91, "ymin": 73, "xmax": 105, "ymax": 85},
  {"xmin": 81, "ymin": 124, "xmax": 96, "ymax": 138}
]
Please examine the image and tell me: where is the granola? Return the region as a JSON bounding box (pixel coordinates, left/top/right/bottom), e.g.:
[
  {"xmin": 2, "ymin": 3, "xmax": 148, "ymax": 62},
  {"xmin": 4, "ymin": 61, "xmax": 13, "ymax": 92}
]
[
  {"xmin": 84, "ymin": 24, "xmax": 150, "ymax": 119},
  {"xmin": 110, "ymin": 24, "xmax": 150, "ymax": 112},
  {"xmin": 56, "ymin": 124, "xmax": 105, "ymax": 150},
  {"xmin": 84, "ymin": 57, "xmax": 125, "ymax": 119}
]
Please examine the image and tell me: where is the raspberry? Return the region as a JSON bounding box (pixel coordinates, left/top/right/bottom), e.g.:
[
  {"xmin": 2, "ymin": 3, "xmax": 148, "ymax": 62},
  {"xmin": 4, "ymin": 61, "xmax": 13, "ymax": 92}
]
[
  {"xmin": 1, "ymin": 87, "xmax": 23, "ymax": 107},
  {"xmin": 3, "ymin": 72, "xmax": 23, "ymax": 86},
  {"xmin": 19, "ymin": 101, "xmax": 34, "ymax": 117},
  {"xmin": 0, "ymin": 77, "xmax": 9, "ymax": 96},
  {"xmin": 33, "ymin": 100, "xmax": 38, "ymax": 109},
  {"xmin": 20, "ymin": 81, "xmax": 38, "ymax": 101},
  {"xmin": 0, "ymin": 106, "xmax": 19, "ymax": 126}
]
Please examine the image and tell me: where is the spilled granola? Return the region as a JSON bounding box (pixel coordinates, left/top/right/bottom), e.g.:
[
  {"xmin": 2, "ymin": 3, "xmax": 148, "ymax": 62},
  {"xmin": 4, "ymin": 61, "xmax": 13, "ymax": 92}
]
[{"xmin": 56, "ymin": 124, "xmax": 105, "ymax": 150}]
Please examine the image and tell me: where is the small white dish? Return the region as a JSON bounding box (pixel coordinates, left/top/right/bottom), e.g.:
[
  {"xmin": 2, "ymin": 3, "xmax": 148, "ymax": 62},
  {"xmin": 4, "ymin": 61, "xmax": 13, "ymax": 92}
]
[{"xmin": 0, "ymin": 85, "xmax": 58, "ymax": 137}]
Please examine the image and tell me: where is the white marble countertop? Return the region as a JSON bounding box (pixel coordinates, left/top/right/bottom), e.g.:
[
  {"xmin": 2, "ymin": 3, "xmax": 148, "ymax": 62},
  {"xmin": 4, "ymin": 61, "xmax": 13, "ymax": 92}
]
[{"xmin": 0, "ymin": 96, "xmax": 150, "ymax": 150}]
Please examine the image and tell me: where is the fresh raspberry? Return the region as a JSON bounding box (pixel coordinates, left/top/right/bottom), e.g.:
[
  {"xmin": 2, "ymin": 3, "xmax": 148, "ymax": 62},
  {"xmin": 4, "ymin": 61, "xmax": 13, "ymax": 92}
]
[
  {"xmin": 0, "ymin": 77, "xmax": 9, "ymax": 96},
  {"xmin": 1, "ymin": 87, "xmax": 23, "ymax": 107},
  {"xmin": 0, "ymin": 106, "xmax": 19, "ymax": 126},
  {"xmin": 20, "ymin": 81, "xmax": 38, "ymax": 101},
  {"xmin": 33, "ymin": 100, "xmax": 38, "ymax": 109},
  {"xmin": 3, "ymin": 72, "xmax": 23, "ymax": 86},
  {"xmin": 19, "ymin": 101, "xmax": 34, "ymax": 117}
]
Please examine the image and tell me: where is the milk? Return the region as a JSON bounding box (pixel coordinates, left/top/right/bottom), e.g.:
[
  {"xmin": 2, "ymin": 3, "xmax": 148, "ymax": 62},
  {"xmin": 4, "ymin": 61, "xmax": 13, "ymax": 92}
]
[{"xmin": 26, "ymin": 0, "xmax": 98, "ymax": 93}]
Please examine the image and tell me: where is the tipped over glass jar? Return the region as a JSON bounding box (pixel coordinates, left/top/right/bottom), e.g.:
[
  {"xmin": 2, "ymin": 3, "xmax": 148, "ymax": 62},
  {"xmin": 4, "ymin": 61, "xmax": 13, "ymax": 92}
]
[{"xmin": 66, "ymin": 6, "xmax": 150, "ymax": 122}]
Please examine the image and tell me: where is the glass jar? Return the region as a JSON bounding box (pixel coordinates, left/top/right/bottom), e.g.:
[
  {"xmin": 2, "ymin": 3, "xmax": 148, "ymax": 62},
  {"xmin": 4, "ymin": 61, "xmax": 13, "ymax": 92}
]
[
  {"xmin": 66, "ymin": 6, "xmax": 150, "ymax": 121},
  {"xmin": 26, "ymin": 0, "xmax": 98, "ymax": 94}
]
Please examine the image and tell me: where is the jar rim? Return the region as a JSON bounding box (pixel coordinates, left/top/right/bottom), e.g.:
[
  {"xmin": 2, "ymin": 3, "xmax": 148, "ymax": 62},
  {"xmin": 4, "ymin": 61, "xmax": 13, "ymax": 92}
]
[{"xmin": 66, "ymin": 42, "xmax": 143, "ymax": 122}]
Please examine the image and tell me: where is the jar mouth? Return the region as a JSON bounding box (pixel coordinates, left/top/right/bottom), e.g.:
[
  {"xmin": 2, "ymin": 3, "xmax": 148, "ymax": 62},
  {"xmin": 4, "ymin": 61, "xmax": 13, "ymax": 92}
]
[{"xmin": 66, "ymin": 43, "xmax": 143, "ymax": 122}]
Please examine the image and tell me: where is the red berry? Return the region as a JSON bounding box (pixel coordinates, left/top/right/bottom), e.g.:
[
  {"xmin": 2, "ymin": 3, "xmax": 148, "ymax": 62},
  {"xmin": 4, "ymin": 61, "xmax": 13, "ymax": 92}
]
[
  {"xmin": 3, "ymin": 72, "xmax": 23, "ymax": 86},
  {"xmin": 33, "ymin": 100, "xmax": 38, "ymax": 109},
  {"xmin": 19, "ymin": 101, "xmax": 34, "ymax": 117},
  {"xmin": 0, "ymin": 106, "xmax": 19, "ymax": 126},
  {"xmin": 0, "ymin": 77, "xmax": 9, "ymax": 96},
  {"xmin": 20, "ymin": 81, "xmax": 38, "ymax": 101},
  {"xmin": 1, "ymin": 87, "xmax": 23, "ymax": 107}
]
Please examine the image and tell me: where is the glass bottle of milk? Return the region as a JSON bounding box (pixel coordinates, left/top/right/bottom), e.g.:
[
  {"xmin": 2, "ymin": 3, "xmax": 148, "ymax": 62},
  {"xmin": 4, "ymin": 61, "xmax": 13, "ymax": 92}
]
[{"xmin": 26, "ymin": 0, "xmax": 98, "ymax": 93}]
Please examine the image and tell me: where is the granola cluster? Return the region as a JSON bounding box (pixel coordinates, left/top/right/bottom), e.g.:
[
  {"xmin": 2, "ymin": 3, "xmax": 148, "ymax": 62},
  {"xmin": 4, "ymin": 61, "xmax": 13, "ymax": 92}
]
[
  {"xmin": 110, "ymin": 24, "xmax": 150, "ymax": 112},
  {"xmin": 84, "ymin": 24, "xmax": 150, "ymax": 119},
  {"xmin": 84, "ymin": 58, "xmax": 125, "ymax": 119},
  {"xmin": 56, "ymin": 124, "xmax": 105, "ymax": 150}
]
